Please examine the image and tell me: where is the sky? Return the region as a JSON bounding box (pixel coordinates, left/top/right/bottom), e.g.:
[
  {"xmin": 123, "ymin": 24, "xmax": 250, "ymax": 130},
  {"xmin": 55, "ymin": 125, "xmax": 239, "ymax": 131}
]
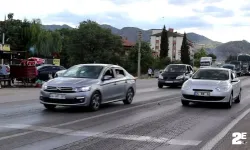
[{"xmin": 1, "ymin": 0, "xmax": 250, "ymax": 43}]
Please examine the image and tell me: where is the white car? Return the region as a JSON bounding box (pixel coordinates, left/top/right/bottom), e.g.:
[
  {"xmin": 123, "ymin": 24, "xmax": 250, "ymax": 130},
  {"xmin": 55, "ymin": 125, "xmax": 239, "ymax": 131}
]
[
  {"xmin": 181, "ymin": 68, "xmax": 241, "ymax": 108},
  {"xmin": 54, "ymin": 70, "xmax": 66, "ymax": 77}
]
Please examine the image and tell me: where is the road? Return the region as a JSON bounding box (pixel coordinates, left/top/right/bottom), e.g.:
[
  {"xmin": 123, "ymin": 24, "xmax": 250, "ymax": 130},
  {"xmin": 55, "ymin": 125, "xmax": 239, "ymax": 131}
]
[{"xmin": 0, "ymin": 77, "xmax": 250, "ymax": 150}]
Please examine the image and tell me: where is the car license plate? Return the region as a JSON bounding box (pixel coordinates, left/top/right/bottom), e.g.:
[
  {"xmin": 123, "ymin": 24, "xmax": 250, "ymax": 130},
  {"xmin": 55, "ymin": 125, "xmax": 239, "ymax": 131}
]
[
  {"xmin": 165, "ymin": 81, "xmax": 173, "ymax": 83},
  {"xmin": 50, "ymin": 94, "xmax": 66, "ymax": 99},
  {"xmin": 194, "ymin": 91, "xmax": 210, "ymax": 96}
]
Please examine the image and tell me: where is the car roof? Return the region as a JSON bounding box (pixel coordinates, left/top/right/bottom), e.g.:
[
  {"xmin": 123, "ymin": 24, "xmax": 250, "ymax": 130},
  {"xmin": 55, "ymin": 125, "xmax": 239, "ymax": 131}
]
[
  {"xmin": 77, "ymin": 64, "xmax": 122, "ymax": 68},
  {"xmin": 168, "ymin": 64, "xmax": 190, "ymax": 66},
  {"xmin": 199, "ymin": 67, "xmax": 231, "ymax": 71}
]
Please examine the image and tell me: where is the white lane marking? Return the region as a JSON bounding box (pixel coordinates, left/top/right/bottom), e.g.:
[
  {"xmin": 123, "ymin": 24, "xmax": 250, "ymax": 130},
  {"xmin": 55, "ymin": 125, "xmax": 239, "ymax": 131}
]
[
  {"xmin": 201, "ymin": 108, "xmax": 250, "ymax": 150},
  {"xmin": 0, "ymin": 124, "xmax": 201, "ymax": 146},
  {"xmin": 0, "ymin": 96, "xmax": 181, "ymax": 141}
]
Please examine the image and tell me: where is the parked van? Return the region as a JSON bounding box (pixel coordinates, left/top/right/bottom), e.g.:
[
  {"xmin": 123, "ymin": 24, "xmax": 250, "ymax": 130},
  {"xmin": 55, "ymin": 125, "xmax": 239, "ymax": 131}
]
[{"xmin": 200, "ymin": 57, "xmax": 212, "ymax": 68}]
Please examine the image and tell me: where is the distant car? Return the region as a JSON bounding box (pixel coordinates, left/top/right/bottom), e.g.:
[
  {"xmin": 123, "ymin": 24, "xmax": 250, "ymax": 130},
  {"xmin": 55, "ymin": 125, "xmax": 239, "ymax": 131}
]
[
  {"xmin": 181, "ymin": 68, "xmax": 241, "ymax": 108},
  {"xmin": 40, "ymin": 64, "xmax": 136, "ymax": 111},
  {"xmin": 158, "ymin": 64, "xmax": 194, "ymax": 88},
  {"xmin": 222, "ymin": 64, "xmax": 237, "ymax": 76},
  {"xmin": 37, "ymin": 64, "xmax": 65, "ymax": 81},
  {"xmin": 54, "ymin": 69, "xmax": 66, "ymax": 77}
]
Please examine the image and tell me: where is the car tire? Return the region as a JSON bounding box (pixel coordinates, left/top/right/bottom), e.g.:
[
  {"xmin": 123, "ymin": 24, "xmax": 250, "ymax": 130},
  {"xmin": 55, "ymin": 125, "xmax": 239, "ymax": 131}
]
[
  {"xmin": 225, "ymin": 94, "xmax": 233, "ymax": 108},
  {"xmin": 44, "ymin": 104, "xmax": 56, "ymax": 110},
  {"xmin": 235, "ymin": 90, "xmax": 241, "ymax": 103},
  {"xmin": 123, "ymin": 88, "xmax": 134, "ymax": 105},
  {"xmin": 181, "ymin": 100, "xmax": 189, "ymax": 106},
  {"xmin": 89, "ymin": 91, "xmax": 102, "ymax": 111},
  {"xmin": 158, "ymin": 83, "xmax": 163, "ymax": 88}
]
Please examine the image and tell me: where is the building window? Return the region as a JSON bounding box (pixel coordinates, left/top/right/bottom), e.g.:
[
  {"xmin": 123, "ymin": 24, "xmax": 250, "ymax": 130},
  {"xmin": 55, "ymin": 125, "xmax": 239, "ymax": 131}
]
[
  {"xmin": 155, "ymin": 46, "xmax": 159, "ymax": 50},
  {"xmin": 156, "ymin": 40, "xmax": 159, "ymax": 43}
]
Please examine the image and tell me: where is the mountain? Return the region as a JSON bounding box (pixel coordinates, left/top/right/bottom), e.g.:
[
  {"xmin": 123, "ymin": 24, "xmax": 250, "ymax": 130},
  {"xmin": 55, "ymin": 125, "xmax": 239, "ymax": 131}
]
[
  {"xmin": 210, "ymin": 40, "xmax": 250, "ymax": 61},
  {"xmin": 186, "ymin": 32, "xmax": 222, "ymax": 48},
  {"xmin": 42, "ymin": 24, "xmax": 72, "ymax": 31}
]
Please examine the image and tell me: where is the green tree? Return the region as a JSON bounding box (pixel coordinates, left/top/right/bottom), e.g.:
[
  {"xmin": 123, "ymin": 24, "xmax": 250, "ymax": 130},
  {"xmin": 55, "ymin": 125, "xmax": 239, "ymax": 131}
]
[
  {"xmin": 180, "ymin": 32, "xmax": 190, "ymax": 64},
  {"xmin": 68, "ymin": 20, "xmax": 124, "ymax": 66},
  {"xmin": 160, "ymin": 25, "xmax": 169, "ymax": 59},
  {"xmin": 207, "ymin": 53, "xmax": 217, "ymax": 60},
  {"xmin": 126, "ymin": 41, "xmax": 154, "ymax": 74},
  {"xmin": 194, "ymin": 47, "xmax": 207, "ymax": 59}
]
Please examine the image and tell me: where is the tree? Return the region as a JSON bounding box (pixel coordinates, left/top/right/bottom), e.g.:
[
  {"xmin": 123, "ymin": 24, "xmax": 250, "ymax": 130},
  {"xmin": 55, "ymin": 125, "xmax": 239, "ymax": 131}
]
[
  {"xmin": 127, "ymin": 41, "xmax": 154, "ymax": 74},
  {"xmin": 68, "ymin": 20, "xmax": 124, "ymax": 66},
  {"xmin": 207, "ymin": 53, "xmax": 217, "ymax": 60},
  {"xmin": 194, "ymin": 47, "xmax": 207, "ymax": 60},
  {"xmin": 160, "ymin": 25, "xmax": 169, "ymax": 59},
  {"xmin": 180, "ymin": 32, "xmax": 190, "ymax": 64}
]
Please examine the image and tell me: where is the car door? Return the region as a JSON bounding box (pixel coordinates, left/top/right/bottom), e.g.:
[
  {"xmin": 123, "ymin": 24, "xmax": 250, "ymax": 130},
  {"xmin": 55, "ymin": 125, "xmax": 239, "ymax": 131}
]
[
  {"xmin": 113, "ymin": 68, "xmax": 127, "ymax": 99},
  {"xmin": 184, "ymin": 66, "xmax": 191, "ymax": 80},
  {"xmin": 100, "ymin": 68, "xmax": 119, "ymax": 102},
  {"xmin": 231, "ymin": 72, "xmax": 239, "ymax": 99}
]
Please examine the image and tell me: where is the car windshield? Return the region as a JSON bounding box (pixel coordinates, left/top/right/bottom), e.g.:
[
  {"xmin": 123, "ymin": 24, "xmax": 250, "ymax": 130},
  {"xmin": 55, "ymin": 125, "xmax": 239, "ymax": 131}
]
[
  {"xmin": 222, "ymin": 65, "xmax": 234, "ymax": 70},
  {"xmin": 164, "ymin": 65, "xmax": 186, "ymax": 73},
  {"xmin": 62, "ymin": 65, "xmax": 104, "ymax": 79},
  {"xmin": 192, "ymin": 69, "xmax": 229, "ymax": 80},
  {"xmin": 200, "ymin": 62, "xmax": 210, "ymax": 66}
]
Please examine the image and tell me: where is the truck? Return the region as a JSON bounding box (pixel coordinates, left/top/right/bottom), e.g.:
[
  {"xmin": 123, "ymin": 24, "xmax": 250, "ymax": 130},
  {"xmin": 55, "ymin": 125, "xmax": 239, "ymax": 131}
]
[
  {"xmin": 200, "ymin": 57, "xmax": 212, "ymax": 68},
  {"xmin": 230, "ymin": 61, "xmax": 242, "ymax": 76},
  {"xmin": 242, "ymin": 63, "xmax": 249, "ymax": 75}
]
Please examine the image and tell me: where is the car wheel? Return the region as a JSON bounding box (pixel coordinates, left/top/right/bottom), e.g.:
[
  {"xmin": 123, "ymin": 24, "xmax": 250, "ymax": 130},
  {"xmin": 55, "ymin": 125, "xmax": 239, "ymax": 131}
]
[
  {"xmin": 225, "ymin": 94, "xmax": 233, "ymax": 108},
  {"xmin": 89, "ymin": 91, "xmax": 102, "ymax": 111},
  {"xmin": 235, "ymin": 90, "xmax": 241, "ymax": 103},
  {"xmin": 158, "ymin": 83, "xmax": 163, "ymax": 88},
  {"xmin": 44, "ymin": 104, "xmax": 56, "ymax": 110},
  {"xmin": 123, "ymin": 88, "xmax": 134, "ymax": 105},
  {"xmin": 181, "ymin": 100, "xmax": 189, "ymax": 106}
]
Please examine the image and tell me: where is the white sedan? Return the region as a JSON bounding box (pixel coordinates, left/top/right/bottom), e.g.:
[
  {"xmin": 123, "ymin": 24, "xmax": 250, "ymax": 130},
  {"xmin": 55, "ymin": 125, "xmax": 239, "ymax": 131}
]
[{"xmin": 181, "ymin": 68, "xmax": 241, "ymax": 108}]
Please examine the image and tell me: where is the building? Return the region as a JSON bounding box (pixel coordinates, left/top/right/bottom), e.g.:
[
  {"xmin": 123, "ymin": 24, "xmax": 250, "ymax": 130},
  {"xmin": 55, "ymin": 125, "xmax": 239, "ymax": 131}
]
[
  {"xmin": 150, "ymin": 28, "xmax": 194, "ymax": 61},
  {"xmin": 121, "ymin": 36, "xmax": 135, "ymax": 55}
]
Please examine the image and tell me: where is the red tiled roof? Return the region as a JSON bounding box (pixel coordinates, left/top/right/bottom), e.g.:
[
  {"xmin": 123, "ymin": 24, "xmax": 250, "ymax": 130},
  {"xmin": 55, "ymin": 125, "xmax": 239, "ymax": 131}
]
[{"xmin": 122, "ymin": 39, "xmax": 135, "ymax": 47}]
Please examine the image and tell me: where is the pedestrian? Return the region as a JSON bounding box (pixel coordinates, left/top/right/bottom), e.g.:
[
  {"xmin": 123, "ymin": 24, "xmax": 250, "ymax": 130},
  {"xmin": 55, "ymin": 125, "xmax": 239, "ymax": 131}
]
[{"xmin": 148, "ymin": 68, "xmax": 152, "ymax": 78}]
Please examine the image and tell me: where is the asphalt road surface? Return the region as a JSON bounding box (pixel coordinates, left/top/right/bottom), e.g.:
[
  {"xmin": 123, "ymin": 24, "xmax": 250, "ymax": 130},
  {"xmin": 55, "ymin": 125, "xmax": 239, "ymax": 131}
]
[{"xmin": 0, "ymin": 77, "xmax": 250, "ymax": 150}]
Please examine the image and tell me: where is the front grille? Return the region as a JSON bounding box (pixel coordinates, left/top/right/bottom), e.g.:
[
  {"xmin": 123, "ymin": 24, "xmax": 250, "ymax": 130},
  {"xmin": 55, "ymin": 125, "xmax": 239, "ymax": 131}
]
[
  {"xmin": 164, "ymin": 77, "xmax": 176, "ymax": 80},
  {"xmin": 45, "ymin": 86, "xmax": 75, "ymax": 93},
  {"xmin": 42, "ymin": 97, "xmax": 85, "ymax": 104},
  {"xmin": 183, "ymin": 94, "xmax": 225, "ymax": 101},
  {"xmin": 193, "ymin": 89, "xmax": 213, "ymax": 92}
]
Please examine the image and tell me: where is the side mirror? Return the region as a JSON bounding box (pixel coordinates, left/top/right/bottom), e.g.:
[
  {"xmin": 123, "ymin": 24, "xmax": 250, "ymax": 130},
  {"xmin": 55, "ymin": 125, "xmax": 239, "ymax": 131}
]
[
  {"xmin": 102, "ymin": 75, "xmax": 112, "ymax": 81},
  {"xmin": 231, "ymin": 78, "xmax": 239, "ymax": 83}
]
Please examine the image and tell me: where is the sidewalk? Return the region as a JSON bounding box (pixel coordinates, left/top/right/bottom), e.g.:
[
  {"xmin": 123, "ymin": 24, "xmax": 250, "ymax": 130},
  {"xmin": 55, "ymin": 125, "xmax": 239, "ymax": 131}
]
[
  {"xmin": 0, "ymin": 88, "xmax": 40, "ymax": 103},
  {"xmin": 212, "ymin": 109, "xmax": 250, "ymax": 150}
]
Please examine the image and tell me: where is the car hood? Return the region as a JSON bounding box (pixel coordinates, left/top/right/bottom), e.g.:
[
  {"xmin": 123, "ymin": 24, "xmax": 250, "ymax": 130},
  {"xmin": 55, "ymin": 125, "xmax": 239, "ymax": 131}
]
[
  {"xmin": 187, "ymin": 79, "xmax": 229, "ymax": 89},
  {"xmin": 46, "ymin": 77, "xmax": 99, "ymax": 87},
  {"xmin": 161, "ymin": 72, "xmax": 185, "ymax": 77}
]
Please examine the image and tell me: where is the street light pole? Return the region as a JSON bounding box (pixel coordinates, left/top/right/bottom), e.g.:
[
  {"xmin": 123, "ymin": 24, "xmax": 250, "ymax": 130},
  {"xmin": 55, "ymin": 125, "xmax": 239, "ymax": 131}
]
[
  {"xmin": 1, "ymin": 15, "xmax": 6, "ymax": 65},
  {"xmin": 137, "ymin": 31, "xmax": 142, "ymax": 78}
]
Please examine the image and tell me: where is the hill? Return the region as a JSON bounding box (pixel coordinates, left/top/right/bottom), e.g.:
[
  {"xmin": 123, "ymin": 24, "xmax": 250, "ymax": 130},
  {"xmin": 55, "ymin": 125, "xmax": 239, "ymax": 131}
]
[{"xmin": 210, "ymin": 40, "xmax": 250, "ymax": 61}]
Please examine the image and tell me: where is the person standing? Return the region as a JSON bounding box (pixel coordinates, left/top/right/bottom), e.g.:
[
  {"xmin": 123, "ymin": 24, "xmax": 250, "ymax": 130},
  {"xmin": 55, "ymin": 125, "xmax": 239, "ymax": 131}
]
[{"xmin": 148, "ymin": 68, "xmax": 152, "ymax": 78}]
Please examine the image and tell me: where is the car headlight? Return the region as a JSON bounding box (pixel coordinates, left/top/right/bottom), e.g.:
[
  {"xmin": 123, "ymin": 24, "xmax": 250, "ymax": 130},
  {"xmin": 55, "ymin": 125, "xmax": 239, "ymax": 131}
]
[
  {"xmin": 182, "ymin": 81, "xmax": 191, "ymax": 90},
  {"xmin": 41, "ymin": 82, "xmax": 48, "ymax": 90},
  {"xmin": 176, "ymin": 75, "xmax": 184, "ymax": 79},
  {"xmin": 159, "ymin": 74, "xmax": 163, "ymax": 79},
  {"xmin": 216, "ymin": 85, "xmax": 230, "ymax": 92},
  {"xmin": 74, "ymin": 86, "xmax": 91, "ymax": 92}
]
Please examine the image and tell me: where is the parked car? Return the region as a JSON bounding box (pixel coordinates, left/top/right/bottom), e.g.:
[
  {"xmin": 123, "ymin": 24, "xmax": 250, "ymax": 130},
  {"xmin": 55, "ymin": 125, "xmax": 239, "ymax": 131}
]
[
  {"xmin": 37, "ymin": 64, "xmax": 65, "ymax": 81},
  {"xmin": 40, "ymin": 64, "xmax": 136, "ymax": 111},
  {"xmin": 181, "ymin": 68, "xmax": 241, "ymax": 108},
  {"xmin": 54, "ymin": 69, "xmax": 67, "ymax": 77},
  {"xmin": 158, "ymin": 64, "xmax": 194, "ymax": 88}
]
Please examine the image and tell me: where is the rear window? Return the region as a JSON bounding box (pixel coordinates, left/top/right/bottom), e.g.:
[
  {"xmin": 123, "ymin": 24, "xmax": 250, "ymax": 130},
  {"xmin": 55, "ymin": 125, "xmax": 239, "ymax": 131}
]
[{"xmin": 164, "ymin": 65, "xmax": 186, "ymax": 73}]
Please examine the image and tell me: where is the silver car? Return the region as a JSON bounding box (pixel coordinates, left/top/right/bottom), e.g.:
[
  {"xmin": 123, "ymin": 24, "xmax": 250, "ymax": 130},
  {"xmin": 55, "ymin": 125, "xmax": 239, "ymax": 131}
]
[
  {"xmin": 181, "ymin": 68, "xmax": 241, "ymax": 108},
  {"xmin": 40, "ymin": 64, "xmax": 136, "ymax": 111}
]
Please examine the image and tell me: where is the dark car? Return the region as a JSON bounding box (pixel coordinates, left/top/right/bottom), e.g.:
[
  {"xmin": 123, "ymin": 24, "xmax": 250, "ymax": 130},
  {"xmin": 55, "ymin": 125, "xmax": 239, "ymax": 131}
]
[
  {"xmin": 158, "ymin": 64, "xmax": 194, "ymax": 88},
  {"xmin": 37, "ymin": 64, "xmax": 65, "ymax": 81}
]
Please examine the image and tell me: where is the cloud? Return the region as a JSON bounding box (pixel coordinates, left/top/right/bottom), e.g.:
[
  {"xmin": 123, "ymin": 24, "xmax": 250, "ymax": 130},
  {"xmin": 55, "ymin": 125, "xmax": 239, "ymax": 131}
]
[
  {"xmin": 167, "ymin": 0, "xmax": 200, "ymax": 5},
  {"xmin": 194, "ymin": 6, "xmax": 234, "ymax": 17}
]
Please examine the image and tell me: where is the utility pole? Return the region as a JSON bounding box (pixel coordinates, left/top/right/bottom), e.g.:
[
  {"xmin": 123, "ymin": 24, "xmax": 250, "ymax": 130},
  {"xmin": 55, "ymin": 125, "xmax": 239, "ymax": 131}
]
[
  {"xmin": 137, "ymin": 31, "xmax": 142, "ymax": 78},
  {"xmin": 1, "ymin": 15, "xmax": 6, "ymax": 65}
]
